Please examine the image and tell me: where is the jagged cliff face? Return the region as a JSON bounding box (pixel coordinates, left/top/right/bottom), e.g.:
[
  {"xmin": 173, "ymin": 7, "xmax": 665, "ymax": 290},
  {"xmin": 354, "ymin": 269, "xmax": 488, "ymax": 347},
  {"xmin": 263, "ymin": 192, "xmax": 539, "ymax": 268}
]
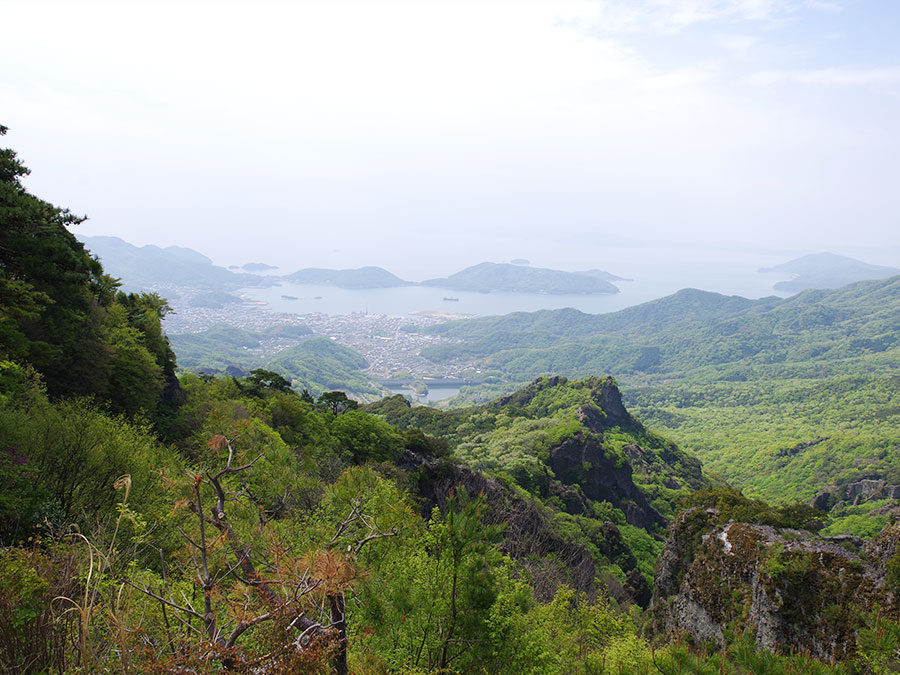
[
  {"xmin": 498, "ymin": 375, "xmax": 701, "ymax": 529},
  {"xmin": 398, "ymin": 449, "xmax": 651, "ymax": 605},
  {"xmin": 813, "ymin": 479, "xmax": 900, "ymax": 513},
  {"xmin": 369, "ymin": 375, "xmax": 708, "ymax": 606},
  {"xmin": 547, "ymin": 432, "xmax": 666, "ymax": 529},
  {"xmin": 652, "ymin": 508, "xmax": 900, "ymax": 661}
]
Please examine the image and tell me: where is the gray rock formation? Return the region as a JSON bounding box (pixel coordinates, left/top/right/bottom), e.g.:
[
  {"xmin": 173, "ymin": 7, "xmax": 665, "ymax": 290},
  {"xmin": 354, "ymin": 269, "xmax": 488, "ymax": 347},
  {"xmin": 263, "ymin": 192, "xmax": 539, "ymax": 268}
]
[{"xmin": 651, "ymin": 508, "xmax": 898, "ymax": 661}]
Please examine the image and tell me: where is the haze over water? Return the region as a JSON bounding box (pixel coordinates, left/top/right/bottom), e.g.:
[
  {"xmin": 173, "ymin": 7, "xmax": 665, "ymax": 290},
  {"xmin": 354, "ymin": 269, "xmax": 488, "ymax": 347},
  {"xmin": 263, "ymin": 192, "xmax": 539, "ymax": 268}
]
[{"xmin": 239, "ymin": 245, "xmax": 796, "ymax": 318}]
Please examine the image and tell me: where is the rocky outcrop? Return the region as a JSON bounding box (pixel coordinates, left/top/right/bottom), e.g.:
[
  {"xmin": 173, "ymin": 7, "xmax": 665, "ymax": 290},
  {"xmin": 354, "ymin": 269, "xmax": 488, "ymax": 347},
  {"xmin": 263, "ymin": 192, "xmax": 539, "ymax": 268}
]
[
  {"xmin": 496, "ymin": 375, "xmax": 636, "ymax": 430},
  {"xmin": 652, "ymin": 508, "xmax": 898, "ymax": 661},
  {"xmin": 547, "ymin": 432, "xmax": 665, "ymax": 529},
  {"xmin": 398, "ymin": 450, "xmax": 650, "ymax": 606},
  {"xmin": 590, "ymin": 378, "xmax": 633, "ymax": 428},
  {"xmin": 812, "ymin": 479, "xmax": 900, "ymax": 511}
]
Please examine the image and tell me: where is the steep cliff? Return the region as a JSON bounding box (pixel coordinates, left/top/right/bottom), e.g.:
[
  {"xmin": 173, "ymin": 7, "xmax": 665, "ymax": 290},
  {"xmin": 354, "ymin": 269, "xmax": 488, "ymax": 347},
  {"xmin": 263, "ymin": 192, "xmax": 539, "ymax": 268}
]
[
  {"xmin": 651, "ymin": 507, "xmax": 900, "ymax": 660},
  {"xmin": 396, "ymin": 449, "xmax": 651, "ymax": 604}
]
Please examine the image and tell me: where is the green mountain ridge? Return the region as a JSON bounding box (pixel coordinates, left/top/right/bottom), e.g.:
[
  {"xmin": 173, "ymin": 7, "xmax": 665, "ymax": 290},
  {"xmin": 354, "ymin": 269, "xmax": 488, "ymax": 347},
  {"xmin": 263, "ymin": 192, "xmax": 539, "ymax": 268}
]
[
  {"xmin": 170, "ymin": 325, "xmax": 382, "ymax": 398},
  {"xmin": 6, "ymin": 130, "xmax": 900, "ymax": 672},
  {"xmin": 422, "ymin": 275, "xmax": 900, "ymax": 518}
]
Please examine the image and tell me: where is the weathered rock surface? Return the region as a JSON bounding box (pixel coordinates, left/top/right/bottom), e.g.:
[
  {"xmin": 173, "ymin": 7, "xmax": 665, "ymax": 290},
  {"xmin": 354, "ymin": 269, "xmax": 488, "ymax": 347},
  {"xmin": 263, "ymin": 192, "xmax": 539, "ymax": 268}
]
[
  {"xmin": 813, "ymin": 479, "xmax": 900, "ymax": 511},
  {"xmin": 398, "ymin": 450, "xmax": 649, "ymax": 606},
  {"xmin": 651, "ymin": 507, "xmax": 899, "ymax": 661},
  {"xmin": 548, "ymin": 432, "xmax": 665, "ymax": 529}
]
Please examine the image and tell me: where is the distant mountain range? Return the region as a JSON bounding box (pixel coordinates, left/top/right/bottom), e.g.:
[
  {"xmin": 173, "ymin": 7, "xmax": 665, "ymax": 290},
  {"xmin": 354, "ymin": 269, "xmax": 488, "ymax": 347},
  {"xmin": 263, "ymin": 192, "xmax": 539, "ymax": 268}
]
[
  {"xmin": 760, "ymin": 252, "xmax": 899, "ymax": 292},
  {"xmin": 78, "ymin": 235, "xmax": 265, "ymax": 291},
  {"xmin": 417, "ymin": 272, "xmax": 900, "ymax": 512},
  {"xmin": 77, "ymin": 237, "xmax": 626, "ymax": 296}
]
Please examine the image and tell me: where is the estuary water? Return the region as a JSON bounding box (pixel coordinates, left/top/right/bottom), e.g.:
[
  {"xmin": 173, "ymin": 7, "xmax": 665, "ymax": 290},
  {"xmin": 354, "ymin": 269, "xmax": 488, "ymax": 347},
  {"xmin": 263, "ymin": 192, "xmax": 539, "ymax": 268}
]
[{"xmin": 237, "ymin": 246, "xmax": 795, "ymax": 318}]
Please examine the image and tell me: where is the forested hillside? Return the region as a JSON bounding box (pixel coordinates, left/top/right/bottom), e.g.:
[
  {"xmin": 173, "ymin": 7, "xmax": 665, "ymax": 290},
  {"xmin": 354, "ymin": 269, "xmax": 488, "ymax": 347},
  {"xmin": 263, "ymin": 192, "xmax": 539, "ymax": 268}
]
[
  {"xmin": 424, "ymin": 281, "xmax": 900, "ymax": 532},
  {"xmin": 170, "ymin": 325, "xmax": 384, "ymax": 398},
  {"xmin": 5, "ymin": 128, "xmax": 900, "ymax": 673}
]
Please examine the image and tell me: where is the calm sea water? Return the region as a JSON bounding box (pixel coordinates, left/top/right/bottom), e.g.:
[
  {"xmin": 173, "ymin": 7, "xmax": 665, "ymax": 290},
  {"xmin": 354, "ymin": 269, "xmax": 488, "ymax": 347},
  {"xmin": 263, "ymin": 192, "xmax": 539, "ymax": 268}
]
[
  {"xmin": 238, "ymin": 246, "xmax": 795, "ymax": 318},
  {"xmin": 383, "ymin": 385, "xmax": 462, "ymax": 403}
]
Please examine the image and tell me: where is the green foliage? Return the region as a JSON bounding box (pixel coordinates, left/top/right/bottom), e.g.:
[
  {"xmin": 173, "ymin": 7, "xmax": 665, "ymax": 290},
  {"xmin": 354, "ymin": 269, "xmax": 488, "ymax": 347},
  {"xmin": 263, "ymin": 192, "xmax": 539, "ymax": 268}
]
[
  {"xmin": 402, "ymin": 427, "xmax": 450, "ymax": 457},
  {"xmin": 241, "ymin": 368, "xmax": 293, "ymax": 396},
  {"xmin": 650, "ymin": 634, "xmax": 853, "ymax": 674},
  {"xmin": 886, "ymin": 553, "xmax": 900, "ymax": 595},
  {"xmin": 518, "ymin": 585, "xmax": 651, "ymax": 673},
  {"xmin": 317, "ymin": 389, "xmax": 359, "ymax": 415},
  {"xmin": 423, "ymin": 276, "xmax": 900, "ymax": 537},
  {"xmin": 857, "ymin": 611, "xmax": 900, "ymax": 674},
  {"xmin": 0, "ymin": 390, "xmax": 179, "ymax": 537},
  {"xmin": 0, "ymin": 131, "xmax": 177, "ymax": 417},
  {"xmin": 351, "ymin": 488, "xmax": 505, "ymax": 672},
  {"xmin": 330, "ymin": 410, "xmax": 403, "ymax": 464},
  {"xmin": 683, "ymin": 487, "xmax": 827, "ymax": 531},
  {"xmin": 268, "ymin": 337, "xmax": 380, "ymax": 397},
  {"xmin": 0, "ymin": 544, "xmax": 80, "ymax": 674}
]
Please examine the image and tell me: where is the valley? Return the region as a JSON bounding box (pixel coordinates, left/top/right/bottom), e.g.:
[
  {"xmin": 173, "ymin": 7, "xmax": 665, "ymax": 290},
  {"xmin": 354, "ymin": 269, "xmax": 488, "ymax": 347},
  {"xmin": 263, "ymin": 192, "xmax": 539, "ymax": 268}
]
[{"xmin": 5, "ymin": 130, "xmax": 900, "ymax": 673}]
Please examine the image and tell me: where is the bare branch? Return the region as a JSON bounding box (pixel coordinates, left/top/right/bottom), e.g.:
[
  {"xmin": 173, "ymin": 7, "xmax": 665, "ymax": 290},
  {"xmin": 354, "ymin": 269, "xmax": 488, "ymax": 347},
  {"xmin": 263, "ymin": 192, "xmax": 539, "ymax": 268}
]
[
  {"xmin": 225, "ymin": 609, "xmax": 279, "ymax": 648},
  {"xmin": 123, "ymin": 581, "xmax": 205, "ymax": 621},
  {"xmin": 353, "ymin": 529, "xmax": 399, "ymax": 556}
]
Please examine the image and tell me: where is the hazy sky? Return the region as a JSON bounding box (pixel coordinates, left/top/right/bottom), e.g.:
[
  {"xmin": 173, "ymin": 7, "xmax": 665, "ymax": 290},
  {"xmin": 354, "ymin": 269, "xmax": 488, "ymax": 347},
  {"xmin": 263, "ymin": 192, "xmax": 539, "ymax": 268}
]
[{"xmin": 3, "ymin": 0, "xmax": 900, "ymax": 278}]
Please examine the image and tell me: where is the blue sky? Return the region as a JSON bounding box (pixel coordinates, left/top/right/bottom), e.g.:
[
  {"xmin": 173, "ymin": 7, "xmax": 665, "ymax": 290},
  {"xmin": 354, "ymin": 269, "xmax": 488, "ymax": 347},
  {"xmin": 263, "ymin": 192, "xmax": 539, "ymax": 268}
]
[{"xmin": 2, "ymin": 0, "xmax": 899, "ymax": 277}]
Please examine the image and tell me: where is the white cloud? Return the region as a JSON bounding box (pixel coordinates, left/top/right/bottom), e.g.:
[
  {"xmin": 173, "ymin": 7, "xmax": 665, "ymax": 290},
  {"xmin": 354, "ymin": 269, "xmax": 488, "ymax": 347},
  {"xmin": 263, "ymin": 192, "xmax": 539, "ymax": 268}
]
[{"xmin": 2, "ymin": 0, "xmax": 898, "ymax": 263}]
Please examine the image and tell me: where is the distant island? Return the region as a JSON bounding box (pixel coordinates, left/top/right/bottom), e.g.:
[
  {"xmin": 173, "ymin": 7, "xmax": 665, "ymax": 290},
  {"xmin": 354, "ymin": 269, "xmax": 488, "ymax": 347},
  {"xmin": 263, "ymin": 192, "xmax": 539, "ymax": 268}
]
[
  {"xmin": 510, "ymin": 258, "xmax": 530, "ymax": 265},
  {"xmin": 77, "ymin": 235, "xmax": 267, "ymax": 292},
  {"xmin": 283, "ymin": 266, "xmax": 410, "ymax": 289},
  {"xmin": 80, "ymin": 237, "xmax": 630, "ymax": 297},
  {"xmin": 760, "ymin": 252, "xmax": 900, "ymax": 292},
  {"xmin": 421, "ymin": 262, "xmax": 621, "ymax": 294}
]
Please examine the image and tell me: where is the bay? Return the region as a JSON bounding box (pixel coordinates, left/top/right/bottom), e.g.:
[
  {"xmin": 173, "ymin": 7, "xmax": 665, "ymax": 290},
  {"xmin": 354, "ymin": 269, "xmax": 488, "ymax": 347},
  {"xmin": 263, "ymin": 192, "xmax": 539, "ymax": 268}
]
[{"xmin": 237, "ymin": 247, "xmax": 794, "ymax": 318}]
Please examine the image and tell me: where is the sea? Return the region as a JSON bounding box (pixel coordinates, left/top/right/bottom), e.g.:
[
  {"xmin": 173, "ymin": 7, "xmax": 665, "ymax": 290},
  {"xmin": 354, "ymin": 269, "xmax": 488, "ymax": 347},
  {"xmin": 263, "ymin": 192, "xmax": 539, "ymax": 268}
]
[
  {"xmin": 233, "ymin": 246, "xmax": 803, "ymax": 403},
  {"xmin": 236, "ymin": 246, "xmax": 796, "ymax": 319}
]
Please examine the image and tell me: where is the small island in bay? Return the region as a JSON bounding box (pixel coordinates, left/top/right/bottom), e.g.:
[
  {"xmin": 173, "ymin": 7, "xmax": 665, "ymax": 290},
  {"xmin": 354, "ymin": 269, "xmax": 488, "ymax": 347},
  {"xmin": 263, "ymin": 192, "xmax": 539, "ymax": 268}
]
[
  {"xmin": 422, "ymin": 262, "xmax": 622, "ymax": 295},
  {"xmin": 284, "ymin": 266, "xmax": 410, "ymax": 289}
]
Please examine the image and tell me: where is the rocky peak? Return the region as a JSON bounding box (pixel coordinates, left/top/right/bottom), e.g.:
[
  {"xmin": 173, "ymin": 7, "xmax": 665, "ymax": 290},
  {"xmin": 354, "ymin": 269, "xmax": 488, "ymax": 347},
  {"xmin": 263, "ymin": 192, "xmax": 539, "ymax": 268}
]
[
  {"xmin": 492, "ymin": 375, "xmax": 568, "ymax": 408},
  {"xmin": 588, "ymin": 376, "xmax": 633, "ymax": 428}
]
